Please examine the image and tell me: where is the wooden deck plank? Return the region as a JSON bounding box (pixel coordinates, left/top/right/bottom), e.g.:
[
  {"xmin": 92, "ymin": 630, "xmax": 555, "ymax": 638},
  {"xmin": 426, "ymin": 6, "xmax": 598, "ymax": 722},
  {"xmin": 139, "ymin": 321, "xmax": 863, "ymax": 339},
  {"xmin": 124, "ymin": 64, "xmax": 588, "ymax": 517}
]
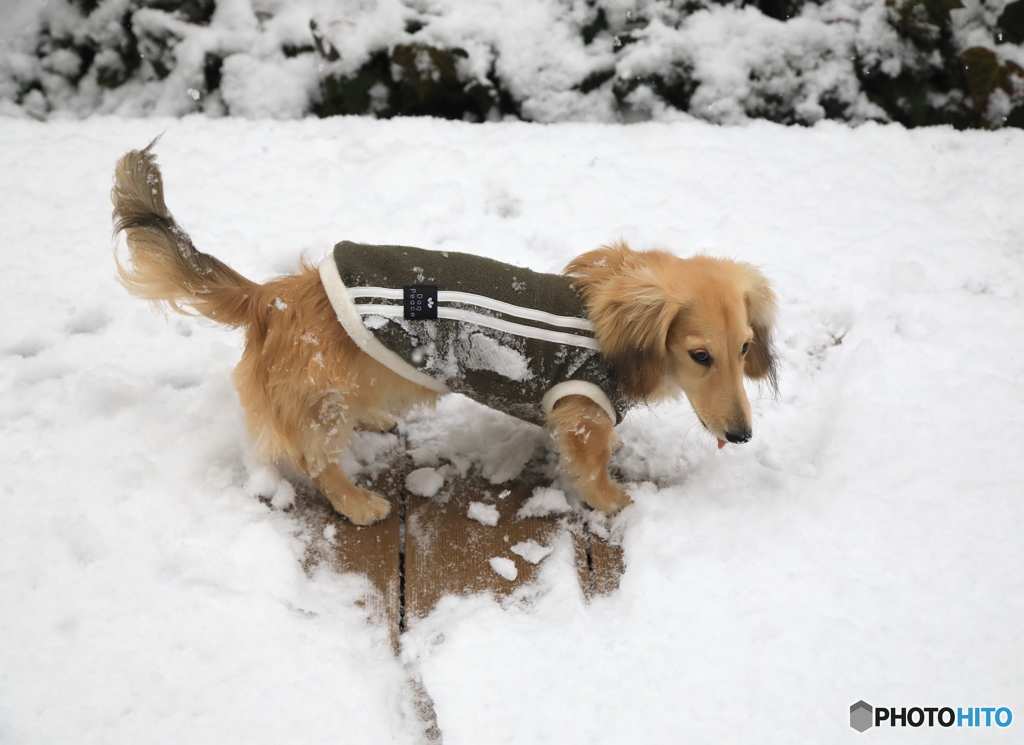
[
  {"xmin": 295, "ymin": 467, "xmax": 404, "ymax": 646},
  {"xmin": 404, "ymin": 471, "xmax": 583, "ymax": 622},
  {"xmin": 294, "ymin": 458, "xmax": 627, "ymax": 639},
  {"xmin": 588, "ymin": 531, "xmax": 625, "ymax": 598}
]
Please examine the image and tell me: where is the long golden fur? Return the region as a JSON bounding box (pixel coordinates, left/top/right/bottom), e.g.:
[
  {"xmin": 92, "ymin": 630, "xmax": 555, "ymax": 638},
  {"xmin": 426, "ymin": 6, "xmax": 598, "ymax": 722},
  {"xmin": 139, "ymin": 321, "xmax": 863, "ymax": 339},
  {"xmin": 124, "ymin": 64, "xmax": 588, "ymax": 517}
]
[{"xmin": 112, "ymin": 143, "xmax": 778, "ymax": 525}]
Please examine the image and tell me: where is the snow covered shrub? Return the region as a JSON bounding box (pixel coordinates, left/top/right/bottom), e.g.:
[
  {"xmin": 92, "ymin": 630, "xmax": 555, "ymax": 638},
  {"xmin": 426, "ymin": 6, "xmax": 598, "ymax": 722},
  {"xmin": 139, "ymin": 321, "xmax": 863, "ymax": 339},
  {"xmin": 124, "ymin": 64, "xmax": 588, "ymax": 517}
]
[
  {"xmin": 311, "ymin": 24, "xmax": 515, "ymax": 120},
  {"xmin": 846, "ymin": 0, "xmax": 1024, "ymax": 126},
  {"xmin": 960, "ymin": 45, "xmax": 1024, "ymax": 125},
  {"xmin": 846, "ymin": 0, "xmax": 976, "ymax": 127},
  {"xmin": 0, "ymin": 0, "xmax": 1022, "ymax": 126},
  {"xmin": 611, "ymin": 6, "xmax": 876, "ymax": 124}
]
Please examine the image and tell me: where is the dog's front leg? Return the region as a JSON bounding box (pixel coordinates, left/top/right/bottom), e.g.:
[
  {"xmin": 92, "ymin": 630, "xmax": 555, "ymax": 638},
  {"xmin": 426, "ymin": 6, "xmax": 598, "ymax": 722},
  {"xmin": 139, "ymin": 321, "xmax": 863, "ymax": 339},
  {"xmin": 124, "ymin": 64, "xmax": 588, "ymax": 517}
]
[{"xmin": 548, "ymin": 395, "xmax": 631, "ymax": 515}]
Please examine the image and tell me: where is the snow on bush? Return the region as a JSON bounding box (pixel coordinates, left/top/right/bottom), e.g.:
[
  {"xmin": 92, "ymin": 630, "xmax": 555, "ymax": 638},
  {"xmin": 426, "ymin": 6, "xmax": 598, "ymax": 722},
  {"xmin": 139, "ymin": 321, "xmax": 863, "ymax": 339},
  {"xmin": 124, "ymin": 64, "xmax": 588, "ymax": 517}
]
[{"xmin": 1, "ymin": 0, "xmax": 1023, "ymax": 126}]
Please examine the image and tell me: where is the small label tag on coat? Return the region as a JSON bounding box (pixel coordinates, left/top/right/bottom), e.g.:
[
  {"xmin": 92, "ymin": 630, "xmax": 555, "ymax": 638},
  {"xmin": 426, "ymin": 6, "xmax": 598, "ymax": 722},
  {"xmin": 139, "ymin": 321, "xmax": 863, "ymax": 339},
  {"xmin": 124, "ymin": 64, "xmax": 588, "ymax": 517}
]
[{"xmin": 404, "ymin": 285, "xmax": 438, "ymax": 320}]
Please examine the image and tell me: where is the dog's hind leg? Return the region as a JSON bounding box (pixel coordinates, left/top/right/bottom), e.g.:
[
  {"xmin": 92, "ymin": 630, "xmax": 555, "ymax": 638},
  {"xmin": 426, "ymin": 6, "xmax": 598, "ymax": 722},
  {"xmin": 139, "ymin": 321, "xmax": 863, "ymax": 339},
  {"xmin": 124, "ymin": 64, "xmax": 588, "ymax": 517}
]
[
  {"xmin": 548, "ymin": 395, "xmax": 631, "ymax": 515},
  {"xmin": 241, "ymin": 382, "xmax": 394, "ymax": 525},
  {"xmin": 310, "ymin": 462, "xmax": 392, "ymax": 526},
  {"xmin": 294, "ymin": 393, "xmax": 395, "ymax": 526},
  {"xmin": 229, "ymin": 268, "xmax": 397, "ymax": 525}
]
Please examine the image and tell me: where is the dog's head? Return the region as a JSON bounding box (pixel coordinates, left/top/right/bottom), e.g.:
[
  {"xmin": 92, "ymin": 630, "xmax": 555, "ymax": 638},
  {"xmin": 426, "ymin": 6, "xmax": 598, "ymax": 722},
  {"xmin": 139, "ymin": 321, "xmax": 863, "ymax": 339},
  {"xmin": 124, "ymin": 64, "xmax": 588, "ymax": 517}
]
[{"xmin": 566, "ymin": 241, "xmax": 778, "ymax": 446}]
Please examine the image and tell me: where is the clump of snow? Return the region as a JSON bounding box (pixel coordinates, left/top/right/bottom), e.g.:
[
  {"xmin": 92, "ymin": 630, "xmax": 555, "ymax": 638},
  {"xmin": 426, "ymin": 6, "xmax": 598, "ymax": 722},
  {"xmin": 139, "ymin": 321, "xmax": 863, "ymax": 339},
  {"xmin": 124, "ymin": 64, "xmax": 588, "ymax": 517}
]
[
  {"xmin": 510, "ymin": 540, "xmax": 553, "ymax": 564},
  {"xmin": 517, "ymin": 487, "xmax": 572, "ymax": 518},
  {"xmin": 243, "ymin": 463, "xmax": 295, "ymax": 510},
  {"xmin": 270, "ymin": 478, "xmax": 296, "ymax": 510},
  {"xmin": 467, "ymin": 501, "xmax": 500, "ymax": 526},
  {"xmin": 488, "ymin": 557, "xmax": 518, "ymax": 581},
  {"xmin": 405, "ymin": 467, "xmax": 445, "ymax": 498},
  {"xmin": 464, "ymin": 332, "xmax": 531, "ymax": 381},
  {"xmin": 363, "ymin": 314, "xmax": 390, "ymax": 330},
  {"xmin": 404, "ymin": 396, "xmax": 545, "ymax": 484}
]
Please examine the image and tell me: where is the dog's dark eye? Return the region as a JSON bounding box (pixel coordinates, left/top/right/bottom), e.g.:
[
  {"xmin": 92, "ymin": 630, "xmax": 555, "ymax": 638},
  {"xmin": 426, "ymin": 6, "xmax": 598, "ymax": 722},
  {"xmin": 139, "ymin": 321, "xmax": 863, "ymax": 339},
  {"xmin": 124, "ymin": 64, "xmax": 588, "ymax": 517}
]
[
  {"xmin": 741, "ymin": 342, "xmax": 751, "ymax": 355},
  {"xmin": 689, "ymin": 350, "xmax": 711, "ymax": 366}
]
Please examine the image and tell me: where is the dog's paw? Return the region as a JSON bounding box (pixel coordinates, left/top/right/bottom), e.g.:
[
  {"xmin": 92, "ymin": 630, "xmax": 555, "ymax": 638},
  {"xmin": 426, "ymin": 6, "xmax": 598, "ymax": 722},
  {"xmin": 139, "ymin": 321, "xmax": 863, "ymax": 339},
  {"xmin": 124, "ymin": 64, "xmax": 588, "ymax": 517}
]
[
  {"xmin": 339, "ymin": 489, "xmax": 393, "ymax": 526},
  {"xmin": 582, "ymin": 481, "xmax": 632, "ymax": 515},
  {"xmin": 354, "ymin": 413, "xmax": 398, "ymax": 433}
]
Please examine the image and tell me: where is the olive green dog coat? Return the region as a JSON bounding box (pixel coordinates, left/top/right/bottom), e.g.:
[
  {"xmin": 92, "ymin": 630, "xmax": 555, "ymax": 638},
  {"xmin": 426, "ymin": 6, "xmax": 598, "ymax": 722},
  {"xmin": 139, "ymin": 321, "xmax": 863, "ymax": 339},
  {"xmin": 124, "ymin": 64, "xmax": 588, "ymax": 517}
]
[{"xmin": 318, "ymin": 242, "xmax": 630, "ymax": 426}]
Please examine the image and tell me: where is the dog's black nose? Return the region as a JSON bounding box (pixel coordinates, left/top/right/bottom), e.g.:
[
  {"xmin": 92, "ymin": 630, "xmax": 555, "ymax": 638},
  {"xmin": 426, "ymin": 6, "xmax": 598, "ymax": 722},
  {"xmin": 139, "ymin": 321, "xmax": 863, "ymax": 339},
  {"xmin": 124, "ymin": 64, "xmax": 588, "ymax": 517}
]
[{"xmin": 726, "ymin": 429, "xmax": 752, "ymax": 444}]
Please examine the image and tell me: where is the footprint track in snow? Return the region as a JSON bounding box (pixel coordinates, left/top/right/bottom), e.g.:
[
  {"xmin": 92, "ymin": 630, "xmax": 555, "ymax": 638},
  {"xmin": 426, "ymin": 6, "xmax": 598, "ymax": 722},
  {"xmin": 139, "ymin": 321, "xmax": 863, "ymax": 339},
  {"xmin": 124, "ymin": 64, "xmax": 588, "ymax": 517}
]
[{"xmin": 66, "ymin": 308, "xmax": 111, "ymax": 335}]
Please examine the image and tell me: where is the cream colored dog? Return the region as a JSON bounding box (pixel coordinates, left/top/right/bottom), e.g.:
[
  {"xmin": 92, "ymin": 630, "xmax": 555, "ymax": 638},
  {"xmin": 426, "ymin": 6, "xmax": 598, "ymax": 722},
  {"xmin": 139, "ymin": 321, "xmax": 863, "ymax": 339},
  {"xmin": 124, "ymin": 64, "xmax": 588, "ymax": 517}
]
[{"xmin": 112, "ymin": 144, "xmax": 778, "ymax": 525}]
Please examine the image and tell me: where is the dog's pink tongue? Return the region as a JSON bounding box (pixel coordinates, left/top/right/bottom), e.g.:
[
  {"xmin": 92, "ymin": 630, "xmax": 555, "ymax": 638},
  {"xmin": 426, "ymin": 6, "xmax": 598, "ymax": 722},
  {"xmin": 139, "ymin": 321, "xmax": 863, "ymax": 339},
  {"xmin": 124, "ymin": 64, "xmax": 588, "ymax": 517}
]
[{"xmin": 717, "ymin": 438, "xmax": 727, "ymax": 449}]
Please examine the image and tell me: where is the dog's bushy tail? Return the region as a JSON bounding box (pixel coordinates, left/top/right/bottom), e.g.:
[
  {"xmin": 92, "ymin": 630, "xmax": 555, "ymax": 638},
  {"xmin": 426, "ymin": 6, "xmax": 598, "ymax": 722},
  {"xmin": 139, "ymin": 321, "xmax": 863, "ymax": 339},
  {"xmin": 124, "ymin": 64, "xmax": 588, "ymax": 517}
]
[{"xmin": 112, "ymin": 140, "xmax": 258, "ymax": 328}]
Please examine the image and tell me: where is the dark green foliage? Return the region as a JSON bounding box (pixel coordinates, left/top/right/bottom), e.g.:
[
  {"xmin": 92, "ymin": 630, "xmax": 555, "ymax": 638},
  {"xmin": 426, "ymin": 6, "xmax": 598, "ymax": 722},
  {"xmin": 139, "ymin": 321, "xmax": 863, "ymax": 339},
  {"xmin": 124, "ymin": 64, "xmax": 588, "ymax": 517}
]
[
  {"xmin": 316, "ymin": 51, "xmax": 392, "ymax": 117},
  {"xmin": 314, "ymin": 38, "xmax": 509, "ymax": 121},
  {"xmin": 853, "ymin": 0, "xmax": 987, "ymax": 128},
  {"xmin": 962, "ymin": 45, "xmax": 1003, "ymax": 112},
  {"xmin": 203, "ymin": 52, "xmax": 222, "ymax": 93},
  {"xmin": 748, "ymin": 0, "xmax": 809, "ymax": 22},
  {"xmin": 282, "ymin": 44, "xmax": 315, "ymax": 58},
  {"xmin": 582, "ymin": 8, "xmax": 609, "ymax": 45},
  {"xmin": 580, "ymin": 4, "xmax": 646, "ymax": 49},
  {"xmin": 140, "ymin": 0, "xmax": 215, "ymax": 25},
  {"xmin": 96, "ymin": 13, "xmax": 141, "ymax": 89},
  {"xmin": 136, "ymin": 22, "xmax": 180, "ymax": 80},
  {"xmin": 1006, "ymin": 103, "xmax": 1024, "ymax": 125},
  {"xmin": 390, "ymin": 44, "xmax": 473, "ymax": 117},
  {"xmin": 919, "ymin": 0, "xmax": 965, "ymax": 26},
  {"xmin": 856, "ymin": 52, "xmax": 980, "ymax": 128},
  {"xmin": 997, "ymin": 0, "xmax": 1024, "ymax": 44},
  {"xmin": 579, "ymin": 68, "xmax": 615, "ymax": 94},
  {"xmin": 960, "ymin": 46, "xmax": 1024, "ymax": 121},
  {"xmin": 309, "ymin": 19, "xmax": 340, "ymax": 62},
  {"xmin": 612, "ymin": 66, "xmax": 698, "ymax": 113},
  {"xmin": 747, "ymin": 74, "xmax": 802, "ymax": 124}
]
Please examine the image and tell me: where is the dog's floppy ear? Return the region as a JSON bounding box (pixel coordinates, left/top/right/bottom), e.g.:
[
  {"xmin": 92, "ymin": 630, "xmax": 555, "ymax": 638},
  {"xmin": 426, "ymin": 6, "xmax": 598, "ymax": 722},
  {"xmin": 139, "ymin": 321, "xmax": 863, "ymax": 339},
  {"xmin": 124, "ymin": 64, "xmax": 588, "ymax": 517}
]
[
  {"xmin": 566, "ymin": 242, "xmax": 677, "ymax": 400},
  {"xmin": 563, "ymin": 241, "xmax": 633, "ymax": 295},
  {"xmin": 595, "ymin": 285, "xmax": 678, "ymax": 400},
  {"xmin": 741, "ymin": 263, "xmax": 779, "ymax": 394}
]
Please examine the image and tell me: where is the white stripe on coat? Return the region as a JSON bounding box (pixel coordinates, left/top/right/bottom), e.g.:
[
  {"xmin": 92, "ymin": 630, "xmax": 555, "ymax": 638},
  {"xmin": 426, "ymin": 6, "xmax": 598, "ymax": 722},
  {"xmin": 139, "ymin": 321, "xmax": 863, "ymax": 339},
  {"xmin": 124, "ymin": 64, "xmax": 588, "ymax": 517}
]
[
  {"xmin": 346, "ymin": 286, "xmax": 596, "ymax": 333},
  {"xmin": 353, "ymin": 303, "xmax": 601, "ymax": 351}
]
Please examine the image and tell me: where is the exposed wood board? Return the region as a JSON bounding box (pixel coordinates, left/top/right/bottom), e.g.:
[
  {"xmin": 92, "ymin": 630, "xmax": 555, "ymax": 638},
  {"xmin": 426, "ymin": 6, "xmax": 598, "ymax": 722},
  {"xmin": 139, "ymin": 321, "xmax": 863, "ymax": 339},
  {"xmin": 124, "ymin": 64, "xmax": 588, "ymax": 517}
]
[
  {"xmin": 588, "ymin": 530, "xmax": 625, "ymax": 598},
  {"xmin": 404, "ymin": 471, "xmax": 580, "ymax": 622},
  {"xmin": 295, "ymin": 467, "xmax": 404, "ymax": 647},
  {"xmin": 293, "ymin": 458, "xmax": 626, "ymax": 640}
]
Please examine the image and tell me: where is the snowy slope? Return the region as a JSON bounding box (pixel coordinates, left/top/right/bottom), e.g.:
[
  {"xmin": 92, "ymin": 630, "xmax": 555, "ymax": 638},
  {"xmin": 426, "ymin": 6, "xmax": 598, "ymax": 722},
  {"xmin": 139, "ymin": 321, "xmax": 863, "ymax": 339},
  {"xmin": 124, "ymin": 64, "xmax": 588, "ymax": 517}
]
[{"xmin": 1, "ymin": 116, "xmax": 1023, "ymax": 743}]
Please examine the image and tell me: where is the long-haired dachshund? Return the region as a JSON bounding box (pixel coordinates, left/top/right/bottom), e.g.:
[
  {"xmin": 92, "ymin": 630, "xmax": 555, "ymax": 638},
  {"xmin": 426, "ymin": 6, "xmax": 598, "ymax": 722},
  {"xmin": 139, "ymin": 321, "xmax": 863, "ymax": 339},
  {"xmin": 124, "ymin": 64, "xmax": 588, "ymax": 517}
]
[{"xmin": 111, "ymin": 143, "xmax": 777, "ymax": 525}]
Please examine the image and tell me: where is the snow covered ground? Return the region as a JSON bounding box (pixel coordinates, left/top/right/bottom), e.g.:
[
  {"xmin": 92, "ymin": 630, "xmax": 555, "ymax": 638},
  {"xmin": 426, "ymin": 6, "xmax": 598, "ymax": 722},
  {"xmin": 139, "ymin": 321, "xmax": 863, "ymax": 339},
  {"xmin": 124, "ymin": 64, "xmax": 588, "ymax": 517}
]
[{"xmin": 1, "ymin": 115, "xmax": 1023, "ymax": 743}]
